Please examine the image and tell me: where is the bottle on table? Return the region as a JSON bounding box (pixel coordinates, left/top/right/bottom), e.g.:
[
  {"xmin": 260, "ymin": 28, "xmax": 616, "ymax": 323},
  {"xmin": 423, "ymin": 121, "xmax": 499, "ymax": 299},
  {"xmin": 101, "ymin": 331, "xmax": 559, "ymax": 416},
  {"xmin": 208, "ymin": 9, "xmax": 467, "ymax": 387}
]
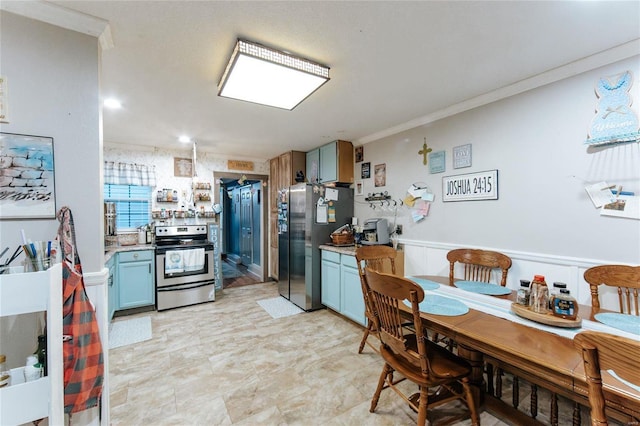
[
  {"xmin": 516, "ymin": 279, "xmax": 531, "ymax": 305},
  {"xmin": 529, "ymin": 275, "xmax": 548, "ymax": 313},
  {"xmin": 549, "ymin": 282, "xmax": 567, "ymax": 310},
  {"xmin": 552, "ymin": 288, "xmax": 578, "ymax": 320}
]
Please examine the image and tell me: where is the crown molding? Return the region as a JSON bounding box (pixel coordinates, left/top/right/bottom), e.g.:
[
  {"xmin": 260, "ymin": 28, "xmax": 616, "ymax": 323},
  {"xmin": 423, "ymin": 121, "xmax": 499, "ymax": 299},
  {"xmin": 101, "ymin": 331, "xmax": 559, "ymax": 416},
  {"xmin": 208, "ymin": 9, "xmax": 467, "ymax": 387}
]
[
  {"xmin": 1, "ymin": 0, "xmax": 113, "ymax": 50},
  {"xmin": 357, "ymin": 39, "xmax": 640, "ymax": 145}
]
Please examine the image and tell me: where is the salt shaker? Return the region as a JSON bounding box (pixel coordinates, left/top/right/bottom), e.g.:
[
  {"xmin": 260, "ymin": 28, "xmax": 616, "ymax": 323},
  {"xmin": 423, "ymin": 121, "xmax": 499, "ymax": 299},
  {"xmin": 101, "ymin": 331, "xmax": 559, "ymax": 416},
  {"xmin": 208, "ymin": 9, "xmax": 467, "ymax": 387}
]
[{"xmin": 516, "ymin": 280, "xmax": 531, "ymax": 305}]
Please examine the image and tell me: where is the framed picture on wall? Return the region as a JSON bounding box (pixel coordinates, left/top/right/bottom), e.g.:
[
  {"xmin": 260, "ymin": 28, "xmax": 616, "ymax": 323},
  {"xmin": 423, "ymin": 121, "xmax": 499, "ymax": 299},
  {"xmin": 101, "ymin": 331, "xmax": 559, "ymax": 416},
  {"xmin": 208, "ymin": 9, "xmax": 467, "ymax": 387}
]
[
  {"xmin": 428, "ymin": 151, "xmax": 446, "ymax": 174},
  {"xmin": 361, "ymin": 162, "xmax": 371, "ymax": 179},
  {"xmin": 453, "ymin": 144, "xmax": 472, "ymax": 169},
  {"xmin": 355, "ymin": 181, "xmax": 364, "ymax": 196},
  {"xmin": 0, "ymin": 132, "xmax": 56, "ymax": 219},
  {"xmin": 355, "ymin": 146, "xmax": 364, "ymax": 163},
  {"xmin": 374, "ymin": 163, "xmax": 386, "ymax": 187},
  {"xmin": 174, "ymin": 157, "xmax": 193, "ymax": 177}
]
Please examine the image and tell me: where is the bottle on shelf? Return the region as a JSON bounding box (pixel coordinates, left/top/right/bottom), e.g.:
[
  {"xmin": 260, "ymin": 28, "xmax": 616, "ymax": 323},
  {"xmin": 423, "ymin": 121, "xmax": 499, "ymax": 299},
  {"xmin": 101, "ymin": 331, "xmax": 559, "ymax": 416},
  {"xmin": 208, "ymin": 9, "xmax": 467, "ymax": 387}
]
[
  {"xmin": 35, "ymin": 333, "xmax": 47, "ymax": 376},
  {"xmin": 24, "ymin": 355, "xmax": 41, "ymax": 382}
]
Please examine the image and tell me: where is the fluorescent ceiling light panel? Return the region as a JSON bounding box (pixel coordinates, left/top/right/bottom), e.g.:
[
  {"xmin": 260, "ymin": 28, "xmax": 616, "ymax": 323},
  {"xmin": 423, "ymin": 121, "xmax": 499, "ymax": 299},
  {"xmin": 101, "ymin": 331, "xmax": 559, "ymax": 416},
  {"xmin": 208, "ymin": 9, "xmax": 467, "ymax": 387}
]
[{"xmin": 218, "ymin": 39, "xmax": 330, "ymax": 110}]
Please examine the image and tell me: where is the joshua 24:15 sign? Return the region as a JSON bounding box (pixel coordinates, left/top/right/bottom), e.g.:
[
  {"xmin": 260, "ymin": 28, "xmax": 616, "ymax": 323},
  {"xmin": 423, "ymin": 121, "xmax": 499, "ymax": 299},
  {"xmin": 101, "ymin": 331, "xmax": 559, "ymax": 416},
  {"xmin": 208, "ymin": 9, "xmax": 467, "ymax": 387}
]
[{"xmin": 442, "ymin": 169, "xmax": 498, "ymax": 202}]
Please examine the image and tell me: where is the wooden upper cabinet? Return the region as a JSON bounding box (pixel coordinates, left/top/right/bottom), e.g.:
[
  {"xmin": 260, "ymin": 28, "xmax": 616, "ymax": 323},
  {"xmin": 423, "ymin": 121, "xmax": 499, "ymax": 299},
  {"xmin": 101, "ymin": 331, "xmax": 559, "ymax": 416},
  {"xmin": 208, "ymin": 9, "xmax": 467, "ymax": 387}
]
[
  {"xmin": 278, "ymin": 153, "xmax": 290, "ymax": 190},
  {"xmin": 306, "ymin": 140, "xmax": 354, "ymax": 184},
  {"xmin": 269, "ymin": 157, "xmax": 279, "ymax": 213},
  {"xmin": 276, "ymin": 151, "xmax": 306, "ymax": 190}
]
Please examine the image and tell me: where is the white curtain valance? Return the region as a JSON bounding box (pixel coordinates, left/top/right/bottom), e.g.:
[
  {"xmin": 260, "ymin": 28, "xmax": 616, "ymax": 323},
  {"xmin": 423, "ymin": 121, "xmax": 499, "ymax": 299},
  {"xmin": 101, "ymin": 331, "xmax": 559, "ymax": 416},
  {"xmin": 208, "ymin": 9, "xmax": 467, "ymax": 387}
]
[{"xmin": 104, "ymin": 161, "xmax": 156, "ymax": 186}]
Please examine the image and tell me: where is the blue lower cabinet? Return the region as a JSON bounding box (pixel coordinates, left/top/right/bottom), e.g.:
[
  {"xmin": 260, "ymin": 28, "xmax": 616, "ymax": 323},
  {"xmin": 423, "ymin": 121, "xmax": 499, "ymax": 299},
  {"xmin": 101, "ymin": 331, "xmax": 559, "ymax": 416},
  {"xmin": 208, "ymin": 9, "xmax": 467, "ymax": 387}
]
[
  {"xmin": 340, "ymin": 262, "xmax": 365, "ymax": 325},
  {"xmin": 320, "ymin": 250, "xmax": 365, "ymax": 326},
  {"xmin": 321, "ymin": 254, "xmax": 341, "ymax": 311},
  {"xmin": 117, "ymin": 250, "xmax": 155, "ymax": 310}
]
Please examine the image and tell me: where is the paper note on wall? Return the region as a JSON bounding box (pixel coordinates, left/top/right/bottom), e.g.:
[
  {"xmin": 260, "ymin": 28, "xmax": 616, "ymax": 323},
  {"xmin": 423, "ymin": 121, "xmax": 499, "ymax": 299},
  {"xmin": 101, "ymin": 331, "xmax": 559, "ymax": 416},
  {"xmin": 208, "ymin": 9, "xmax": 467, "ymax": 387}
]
[
  {"xmin": 585, "ymin": 182, "xmax": 615, "ymax": 208},
  {"xmin": 600, "ymin": 195, "xmax": 640, "ymax": 220}
]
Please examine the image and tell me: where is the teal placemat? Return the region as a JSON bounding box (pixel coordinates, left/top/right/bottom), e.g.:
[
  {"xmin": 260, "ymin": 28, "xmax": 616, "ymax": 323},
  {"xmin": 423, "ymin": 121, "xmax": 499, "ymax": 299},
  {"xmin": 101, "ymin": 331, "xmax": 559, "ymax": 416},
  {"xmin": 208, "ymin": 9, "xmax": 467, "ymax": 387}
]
[
  {"xmin": 595, "ymin": 313, "xmax": 640, "ymax": 335},
  {"xmin": 405, "ymin": 295, "xmax": 469, "ymax": 316},
  {"xmin": 406, "ymin": 276, "xmax": 440, "ymax": 291},
  {"xmin": 454, "ymin": 280, "xmax": 511, "ymax": 296}
]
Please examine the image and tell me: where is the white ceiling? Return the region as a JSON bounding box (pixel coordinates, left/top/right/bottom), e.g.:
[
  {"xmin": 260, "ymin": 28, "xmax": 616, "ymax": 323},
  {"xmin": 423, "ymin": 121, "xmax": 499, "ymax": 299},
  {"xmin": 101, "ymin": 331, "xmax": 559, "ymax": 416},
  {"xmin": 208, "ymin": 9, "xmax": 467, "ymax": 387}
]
[{"xmin": 10, "ymin": 1, "xmax": 640, "ymax": 160}]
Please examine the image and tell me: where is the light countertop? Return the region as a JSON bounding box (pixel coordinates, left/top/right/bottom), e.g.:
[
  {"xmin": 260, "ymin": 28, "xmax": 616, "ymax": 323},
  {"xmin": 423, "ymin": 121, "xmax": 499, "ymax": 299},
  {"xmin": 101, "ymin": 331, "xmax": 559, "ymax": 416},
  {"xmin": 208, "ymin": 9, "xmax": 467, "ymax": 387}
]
[
  {"xmin": 104, "ymin": 244, "xmax": 154, "ymax": 263},
  {"xmin": 319, "ymin": 244, "xmax": 357, "ymax": 256}
]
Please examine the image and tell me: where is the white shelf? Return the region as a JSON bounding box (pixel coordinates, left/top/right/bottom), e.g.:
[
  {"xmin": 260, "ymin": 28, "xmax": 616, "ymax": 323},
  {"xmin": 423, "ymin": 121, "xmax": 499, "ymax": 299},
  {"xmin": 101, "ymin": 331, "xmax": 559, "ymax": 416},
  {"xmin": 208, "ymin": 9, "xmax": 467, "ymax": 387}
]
[{"xmin": 0, "ymin": 263, "xmax": 64, "ymax": 426}]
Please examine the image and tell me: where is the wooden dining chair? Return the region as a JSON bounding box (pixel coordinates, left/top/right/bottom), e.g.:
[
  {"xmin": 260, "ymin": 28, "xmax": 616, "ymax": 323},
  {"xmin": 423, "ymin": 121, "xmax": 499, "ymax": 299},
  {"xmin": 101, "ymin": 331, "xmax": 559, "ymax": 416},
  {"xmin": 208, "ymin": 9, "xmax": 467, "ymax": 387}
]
[
  {"xmin": 583, "ymin": 265, "xmax": 640, "ymax": 315},
  {"xmin": 436, "ymin": 248, "xmax": 513, "ymax": 350},
  {"xmin": 574, "ymin": 331, "xmax": 640, "ymax": 425},
  {"xmin": 355, "ymin": 245, "xmax": 397, "ymax": 354},
  {"xmin": 365, "ymin": 268, "xmax": 479, "ymax": 425},
  {"xmin": 447, "ymin": 248, "xmax": 512, "ymax": 287}
]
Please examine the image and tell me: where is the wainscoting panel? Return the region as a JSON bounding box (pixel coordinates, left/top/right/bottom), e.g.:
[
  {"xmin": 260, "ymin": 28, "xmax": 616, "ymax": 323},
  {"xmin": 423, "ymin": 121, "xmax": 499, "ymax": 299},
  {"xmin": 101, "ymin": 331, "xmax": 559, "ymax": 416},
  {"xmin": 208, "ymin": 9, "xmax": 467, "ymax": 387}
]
[{"xmin": 399, "ymin": 239, "xmax": 631, "ymax": 310}]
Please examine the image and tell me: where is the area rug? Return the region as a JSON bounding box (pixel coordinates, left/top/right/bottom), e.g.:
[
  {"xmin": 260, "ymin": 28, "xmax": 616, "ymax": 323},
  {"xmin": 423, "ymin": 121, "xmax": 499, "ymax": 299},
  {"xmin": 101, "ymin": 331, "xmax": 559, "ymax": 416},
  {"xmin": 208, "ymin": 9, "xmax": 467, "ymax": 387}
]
[
  {"xmin": 109, "ymin": 316, "xmax": 152, "ymax": 349},
  {"xmin": 257, "ymin": 297, "xmax": 304, "ymax": 319}
]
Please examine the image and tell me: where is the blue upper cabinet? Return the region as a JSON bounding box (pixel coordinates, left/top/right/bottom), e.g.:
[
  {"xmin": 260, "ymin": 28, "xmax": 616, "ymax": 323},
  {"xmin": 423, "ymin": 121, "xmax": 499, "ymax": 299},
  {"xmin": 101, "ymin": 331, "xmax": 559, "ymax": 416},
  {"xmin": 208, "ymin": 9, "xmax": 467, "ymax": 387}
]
[
  {"xmin": 306, "ymin": 149, "xmax": 320, "ymax": 184},
  {"xmin": 319, "ymin": 142, "xmax": 338, "ymax": 183},
  {"xmin": 306, "ymin": 140, "xmax": 354, "ymax": 184}
]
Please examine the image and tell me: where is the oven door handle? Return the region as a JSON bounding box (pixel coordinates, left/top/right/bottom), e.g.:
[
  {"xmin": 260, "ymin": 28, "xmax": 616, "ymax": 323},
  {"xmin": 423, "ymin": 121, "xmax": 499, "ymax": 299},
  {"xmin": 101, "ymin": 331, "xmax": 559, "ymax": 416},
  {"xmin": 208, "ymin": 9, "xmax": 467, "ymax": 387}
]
[{"xmin": 157, "ymin": 281, "xmax": 214, "ymax": 292}]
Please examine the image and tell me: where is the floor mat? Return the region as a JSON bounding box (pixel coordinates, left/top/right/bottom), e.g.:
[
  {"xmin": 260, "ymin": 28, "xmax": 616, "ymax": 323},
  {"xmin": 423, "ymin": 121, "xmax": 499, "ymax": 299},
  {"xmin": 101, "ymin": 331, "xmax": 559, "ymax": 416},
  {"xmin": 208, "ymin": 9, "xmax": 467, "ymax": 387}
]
[
  {"xmin": 257, "ymin": 297, "xmax": 304, "ymax": 319},
  {"xmin": 109, "ymin": 316, "xmax": 152, "ymax": 349}
]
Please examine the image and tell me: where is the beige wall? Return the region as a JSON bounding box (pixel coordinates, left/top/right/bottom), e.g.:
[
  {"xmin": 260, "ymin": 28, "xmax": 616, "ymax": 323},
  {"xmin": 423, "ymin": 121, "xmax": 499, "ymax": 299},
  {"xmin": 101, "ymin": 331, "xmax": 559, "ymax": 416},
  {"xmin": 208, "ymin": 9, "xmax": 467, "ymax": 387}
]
[{"xmin": 354, "ymin": 56, "xmax": 640, "ymax": 266}]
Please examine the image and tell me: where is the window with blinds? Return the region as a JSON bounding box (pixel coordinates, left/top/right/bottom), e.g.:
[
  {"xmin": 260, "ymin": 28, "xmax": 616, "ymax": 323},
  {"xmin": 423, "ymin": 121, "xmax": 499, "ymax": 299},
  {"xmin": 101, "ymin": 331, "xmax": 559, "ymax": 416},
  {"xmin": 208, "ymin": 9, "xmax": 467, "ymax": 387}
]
[{"xmin": 104, "ymin": 184, "xmax": 152, "ymax": 230}]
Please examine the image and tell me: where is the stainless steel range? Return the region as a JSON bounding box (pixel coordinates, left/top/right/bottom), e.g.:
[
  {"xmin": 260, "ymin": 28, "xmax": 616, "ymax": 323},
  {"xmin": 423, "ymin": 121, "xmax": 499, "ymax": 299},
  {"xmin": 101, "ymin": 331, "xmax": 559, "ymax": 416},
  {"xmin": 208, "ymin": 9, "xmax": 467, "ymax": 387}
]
[{"xmin": 155, "ymin": 222, "xmax": 215, "ymax": 311}]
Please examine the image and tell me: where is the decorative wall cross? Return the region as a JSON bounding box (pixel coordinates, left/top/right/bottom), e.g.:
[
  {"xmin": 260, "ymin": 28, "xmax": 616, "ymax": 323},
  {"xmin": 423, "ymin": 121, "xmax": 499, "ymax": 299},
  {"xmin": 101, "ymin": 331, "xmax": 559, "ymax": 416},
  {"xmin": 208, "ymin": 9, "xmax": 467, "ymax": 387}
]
[{"xmin": 419, "ymin": 138, "xmax": 432, "ymax": 165}]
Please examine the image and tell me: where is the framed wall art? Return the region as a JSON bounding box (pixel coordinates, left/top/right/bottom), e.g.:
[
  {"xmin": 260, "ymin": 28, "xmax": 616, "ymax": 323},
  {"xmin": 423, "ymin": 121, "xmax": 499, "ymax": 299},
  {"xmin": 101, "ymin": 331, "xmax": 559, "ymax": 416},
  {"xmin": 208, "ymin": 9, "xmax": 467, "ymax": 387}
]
[
  {"xmin": 442, "ymin": 169, "xmax": 498, "ymax": 202},
  {"xmin": 453, "ymin": 144, "xmax": 472, "ymax": 169},
  {"xmin": 355, "ymin": 146, "xmax": 363, "ymax": 163},
  {"xmin": 174, "ymin": 157, "xmax": 193, "ymax": 177},
  {"xmin": 355, "ymin": 181, "xmax": 364, "ymax": 196},
  {"xmin": 428, "ymin": 151, "xmax": 446, "ymax": 174},
  {"xmin": 361, "ymin": 162, "xmax": 371, "ymax": 179},
  {"xmin": 0, "ymin": 132, "xmax": 56, "ymax": 219},
  {"xmin": 374, "ymin": 163, "xmax": 386, "ymax": 187}
]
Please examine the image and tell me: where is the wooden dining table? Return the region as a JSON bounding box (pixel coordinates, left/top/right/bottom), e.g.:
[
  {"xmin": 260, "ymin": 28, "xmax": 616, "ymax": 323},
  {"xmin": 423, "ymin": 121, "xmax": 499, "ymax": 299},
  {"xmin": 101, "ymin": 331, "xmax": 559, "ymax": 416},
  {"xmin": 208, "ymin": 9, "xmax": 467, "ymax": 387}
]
[{"xmin": 403, "ymin": 275, "xmax": 640, "ymax": 426}]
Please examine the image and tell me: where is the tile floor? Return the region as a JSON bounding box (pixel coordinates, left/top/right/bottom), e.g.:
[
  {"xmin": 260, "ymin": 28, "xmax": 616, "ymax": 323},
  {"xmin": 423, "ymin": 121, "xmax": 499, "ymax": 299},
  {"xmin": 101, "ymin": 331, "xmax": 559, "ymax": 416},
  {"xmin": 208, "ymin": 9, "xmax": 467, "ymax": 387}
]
[
  {"xmin": 108, "ymin": 281, "xmax": 587, "ymax": 425},
  {"xmin": 221, "ymin": 260, "xmax": 261, "ymax": 289}
]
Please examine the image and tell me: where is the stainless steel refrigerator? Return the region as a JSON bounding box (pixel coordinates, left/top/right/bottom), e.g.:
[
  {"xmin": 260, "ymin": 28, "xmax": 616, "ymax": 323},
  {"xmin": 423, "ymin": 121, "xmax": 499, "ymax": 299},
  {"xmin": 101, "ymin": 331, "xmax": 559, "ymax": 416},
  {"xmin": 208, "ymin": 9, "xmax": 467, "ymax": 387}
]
[{"xmin": 278, "ymin": 183, "xmax": 354, "ymax": 310}]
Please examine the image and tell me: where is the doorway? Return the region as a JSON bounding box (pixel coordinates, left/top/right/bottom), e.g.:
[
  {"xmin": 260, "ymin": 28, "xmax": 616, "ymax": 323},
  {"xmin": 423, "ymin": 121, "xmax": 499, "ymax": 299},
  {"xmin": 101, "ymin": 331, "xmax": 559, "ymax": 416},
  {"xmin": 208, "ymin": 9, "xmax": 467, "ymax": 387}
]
[{"xmin": 213, "ymin": 171, "xmax": 269, "ymax": 286}]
